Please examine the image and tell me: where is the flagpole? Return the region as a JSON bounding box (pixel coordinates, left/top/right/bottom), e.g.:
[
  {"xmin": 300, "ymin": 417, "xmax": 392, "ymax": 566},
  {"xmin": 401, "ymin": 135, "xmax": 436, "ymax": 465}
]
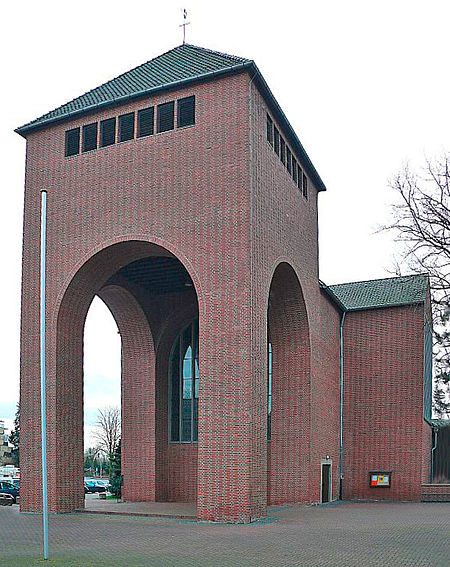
[{"xmin": 40, "ymin": 189, "xmax": 49, "ymax": 560}]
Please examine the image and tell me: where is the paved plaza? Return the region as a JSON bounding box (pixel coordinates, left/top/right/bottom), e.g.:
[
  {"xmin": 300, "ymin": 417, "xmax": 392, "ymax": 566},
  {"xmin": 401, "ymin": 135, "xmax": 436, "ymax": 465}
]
[{"xmin": 1, "ymin": 501, "xmax": 449, "ymax": 567}]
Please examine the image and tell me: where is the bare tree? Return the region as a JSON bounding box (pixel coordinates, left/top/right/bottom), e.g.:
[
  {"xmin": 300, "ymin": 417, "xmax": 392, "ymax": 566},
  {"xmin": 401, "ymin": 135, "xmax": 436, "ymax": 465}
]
[
  {"xmin": 385, "ymin": 154, "xmax": 450, "ymax": 417},
  {"xmin": 92, "ymin": 406, "xmax": 121, "ymax": 465}
]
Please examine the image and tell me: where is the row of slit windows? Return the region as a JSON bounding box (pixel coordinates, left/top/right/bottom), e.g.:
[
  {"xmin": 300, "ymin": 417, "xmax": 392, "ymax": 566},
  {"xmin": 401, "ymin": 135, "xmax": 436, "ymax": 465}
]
[
  {"xmin": 266, "ymin": 114, "xmax": 308, "ymax": 198},
  {"xmin": 64, "ymin": 95, "xmax": 195, "ymax": 157},
  {"xmin": 169, "ymin": 319, "xmax": 273, "ymax": 443}
]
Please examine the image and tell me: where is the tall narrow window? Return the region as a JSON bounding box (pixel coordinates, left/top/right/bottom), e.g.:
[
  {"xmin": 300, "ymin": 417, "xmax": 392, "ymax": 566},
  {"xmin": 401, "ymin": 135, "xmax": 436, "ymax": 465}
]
[
  {"xmin": 138, "ymin": 107, "xmax": 154, "ymax": 138},
  {"xmin": 177, "ymin": 96, "xmax": 195, "ymax": 128},
  {"xmin": 82, "ymin": 122, "xmax": 98, "ymax": 152},
  {"xmin": 286, "ymin": 147, "xmax": 292, "ymax": 174},
  {"xmin": 280, "ymin": 138, "xmax": 286, "ymax": 165},
  {"xmin": 157, "ymin": 101, "xmax": 175, "ymax": 133},
  {"xmin": 297, "ymin": 163, "xmax": 303, "ymax": 190},
  {"xmin": 100, "ymin": 117, "xmax": 116, "ymax": 147},
  {"xmin": 268, "ymin": 342, "xmax": 273, "ymax": 440},
  {"xmin": 292, "ymin": 158, "xmax": 298, "ymax": 185},
  {"xmin": 302, "ymin": 172, "xmax": 308, "ymax": 198},
  {"xmin": 65, "ymin": 127, "xmax": 80, "ymax": 157},
  {"xmin": 266, "ymin": 114, "xmax": 274, "ymax": 146},
  {"xmin": 170, "ymin": 319, "xmax": 199, "ymax": 442},
  {"xmin": 274, "ymin": 127, "xmax": 280, "ymax": 156},
  {"xmin": 118, "ymin": 112, "xmax": 135, "ymax": 142}
]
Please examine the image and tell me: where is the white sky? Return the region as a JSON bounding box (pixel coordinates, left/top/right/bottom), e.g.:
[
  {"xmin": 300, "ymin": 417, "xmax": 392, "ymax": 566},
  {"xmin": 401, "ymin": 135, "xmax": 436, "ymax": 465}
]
[{"xmin": 1, "ymin": 1, "xmax": 449, "ymax": 442}]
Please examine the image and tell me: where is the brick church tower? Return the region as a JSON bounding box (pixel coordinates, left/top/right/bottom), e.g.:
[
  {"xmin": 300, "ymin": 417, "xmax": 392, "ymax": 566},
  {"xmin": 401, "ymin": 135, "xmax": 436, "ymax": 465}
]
[{"xmin": 17, "ymin": 44, "xmax": 432, "ymax": 522}]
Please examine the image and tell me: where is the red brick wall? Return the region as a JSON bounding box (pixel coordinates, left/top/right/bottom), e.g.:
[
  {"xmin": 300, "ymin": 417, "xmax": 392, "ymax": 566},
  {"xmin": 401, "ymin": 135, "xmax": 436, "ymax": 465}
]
[
  {"xmin": 167, "ymin": 444, "xmax": 198, "ymax": 502},
  {"xmin": 268, "ymin": 263, "xmax": 311, "ymax": 504},
  {"xmin": 97, "ymin": 285, "xmax": 156, "ymax": 503},
  {"xmin": 421, "ymin": 484, "xmax": 450, "ymax": 501},
  {"xmin": 19, "ymin": 63, "xmax": 428, "ymax": 521},
  {"xmin": 20, "ymin": 72, "xmax": 259, "ymax": 521},
  {"xmin": 342, "ymin": 304, "xmax": 428, "ymax": 501},
  {"xmin": 249, "ymin": 82, "xmax": 341, "ymax": 505}
]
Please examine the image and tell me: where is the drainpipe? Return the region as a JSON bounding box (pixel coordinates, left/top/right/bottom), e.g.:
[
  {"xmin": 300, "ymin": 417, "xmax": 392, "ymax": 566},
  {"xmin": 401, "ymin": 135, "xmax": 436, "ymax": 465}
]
[
  {"xmin": 338, "ymin": 311, "xmax": 346, "ymax": 500},
  {"xmin": 430, "ymin": 427, "xmax": 438, "ymax": 482}
]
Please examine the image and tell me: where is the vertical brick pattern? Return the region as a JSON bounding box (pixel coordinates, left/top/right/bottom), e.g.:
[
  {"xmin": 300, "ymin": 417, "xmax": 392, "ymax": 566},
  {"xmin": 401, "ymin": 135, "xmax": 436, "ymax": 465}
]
[
  {"xmin": 98, "ymin": 285, "xmax": 156, "ymax": 502},
  {"xmin": 268, "ymin": 263, "xmax": 311, "ymax": 503},
  {"xmin": 249, "ymin": 81, "xmax": 341, "ymax": 506},
  {"xmin": 19, "ymin": 64, "xmax": 429, "ymax": 520},
  {"xmin": 342, "ymin": 305, "xmax": 427, "ymax": 501},
  {"xmin": 167, "ymin": 444, "xmax": 198, "ymax": 502},
  {"xmin": 20, "ymin": 73, "xmax": 264, "ymax": 521}
]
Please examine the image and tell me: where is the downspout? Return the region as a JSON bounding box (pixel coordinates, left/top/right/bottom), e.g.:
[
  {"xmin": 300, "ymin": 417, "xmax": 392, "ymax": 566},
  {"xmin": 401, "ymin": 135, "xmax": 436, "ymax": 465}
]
[
  {"xmin": 338, "ymin": 311, "xmax": 346, "ymax": 500},
  {"xmin": 430, "ymin": 426, "xmax": 438, "ymax": 482}
]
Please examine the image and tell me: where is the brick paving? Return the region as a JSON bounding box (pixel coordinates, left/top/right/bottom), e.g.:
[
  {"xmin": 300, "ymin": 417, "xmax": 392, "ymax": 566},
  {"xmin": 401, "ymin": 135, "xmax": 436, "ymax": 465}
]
[{"xmin": 1, "ymin": 501, "xmax": 449, "ymax": 567}]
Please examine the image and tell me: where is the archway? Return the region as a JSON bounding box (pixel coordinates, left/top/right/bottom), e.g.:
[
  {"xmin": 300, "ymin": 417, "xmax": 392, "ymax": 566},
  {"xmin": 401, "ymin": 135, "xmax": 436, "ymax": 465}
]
[
  {"xmin": 51, "ymin": 240, "xmax": 200, "ymax": 512},
  {"xmin": 83, "ymin": 297, "xmax": 121, "ymax": 479},
  {"xmin": 267, "ymin": 262, "xmax": 311, "ymax": 504}
]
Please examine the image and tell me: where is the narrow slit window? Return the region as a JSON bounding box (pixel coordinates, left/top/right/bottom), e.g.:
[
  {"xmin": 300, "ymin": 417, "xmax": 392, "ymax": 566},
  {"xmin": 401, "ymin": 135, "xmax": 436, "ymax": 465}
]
[
  {"xmin": 119, "ymin": 112, "xmax": 135, "ymax": 142},
  {"xmin": 157, "ymin": 101, "xmax": 175, "ymax": 133},
  {"xmin": 280, "ymin": 138, "xmax": 286, "ymax": 165},
  {"xmin": 177, "ymin": 96, "xmax": 195, "ymax": 128},
  {"xmin": 297, "ymin": 164, "xmax": 303, "ymax": 190},
  {"xmin": 292, "ymin": 158, "xmax": 298, "ymax": 185},
  {"xmin": 302, "ymin": 172, "xmax": 308, "ymax": 198},
  {"xmin": 82, "ymin": 123, "xmax": 98, "ymax": 153},
  {"xmin": 286, "ymin": 148, "xmax": 292, "ymax": 174},
  {"xmin": 266, "ymin": 115, "xmax": 274, "ymax": 146},
  {"xmin": 274, "ymin": 127, "xmax": 280, "ymax": 156},
  {"xmin": 65, "ymin": 127, "xmax": 80, "ymax": 157},
  {"xmin": 100, "ymin": 117, "xmax": 116, "ymax": 147},
  {"xmin": 138, "ymin": 107, "xmax": 154, "ymax": 138}
]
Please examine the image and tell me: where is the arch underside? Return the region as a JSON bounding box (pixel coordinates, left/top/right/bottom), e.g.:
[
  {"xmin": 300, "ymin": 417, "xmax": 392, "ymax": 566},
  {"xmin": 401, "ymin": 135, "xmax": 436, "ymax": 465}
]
[
  {"xmin": 54, "ymin": 241, "xmax": 199, "ymax": 511},
  {"xmin": 267, "ymin": 262, "xmax": 311, "ymax": 504}
]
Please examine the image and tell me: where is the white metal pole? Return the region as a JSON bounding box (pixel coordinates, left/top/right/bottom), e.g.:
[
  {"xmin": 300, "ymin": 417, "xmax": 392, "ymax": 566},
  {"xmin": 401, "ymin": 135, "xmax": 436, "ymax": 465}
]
[{"xmin": 40, "ymin": 189, "xmax": 49, "ymax": 560}]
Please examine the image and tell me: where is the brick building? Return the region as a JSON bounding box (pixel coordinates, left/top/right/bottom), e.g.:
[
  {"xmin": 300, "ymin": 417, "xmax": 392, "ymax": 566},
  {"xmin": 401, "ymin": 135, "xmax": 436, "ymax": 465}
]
[{"xmin": 16, "ymin": 44, "xmax": 432, "ymax": 522}]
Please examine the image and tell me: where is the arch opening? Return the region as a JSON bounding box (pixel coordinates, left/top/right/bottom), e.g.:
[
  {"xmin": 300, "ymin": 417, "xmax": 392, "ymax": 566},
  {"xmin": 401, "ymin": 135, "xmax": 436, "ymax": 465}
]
[
  {"xmin": 266, "ymin": 262, "xmax": 311, "ymax": 505},
  {"xmin": 83, "ymin": 297, "xmax": 121, "ymax": 479},
  {"xmin": 52, "ymin": 240, "xmax": 200, "ymax": 512}
]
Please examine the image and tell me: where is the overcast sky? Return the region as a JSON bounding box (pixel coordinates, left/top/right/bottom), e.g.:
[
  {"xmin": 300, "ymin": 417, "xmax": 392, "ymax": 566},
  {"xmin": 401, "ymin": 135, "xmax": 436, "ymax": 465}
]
[{"xmin": 1, "ymin": 1, "xmax": 449, "ymax": 445}]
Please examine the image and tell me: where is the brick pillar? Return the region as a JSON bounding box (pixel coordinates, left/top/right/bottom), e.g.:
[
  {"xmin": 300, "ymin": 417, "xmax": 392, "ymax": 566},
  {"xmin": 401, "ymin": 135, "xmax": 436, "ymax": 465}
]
[
  {"xmin": 196, "ymin": 298, "xmax": 267, "ymax": 523},
  {"xmin": 98, "ymin": 285, "xmax": 156, "ymax": 502},
  {"xmin": 20, "ymin": 240, "xmax": 165, "ymax": 513}
]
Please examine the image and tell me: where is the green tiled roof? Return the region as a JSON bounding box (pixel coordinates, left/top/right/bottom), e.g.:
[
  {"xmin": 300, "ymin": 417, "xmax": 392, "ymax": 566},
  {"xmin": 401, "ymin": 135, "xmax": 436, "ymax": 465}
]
[
  {"xmin": 324, "ymin": 274, "xmax": 428, "ymax": 311},
  {"xmin": 15, "ymin": 43, "xmax": 327, "ymax": 192},
  {"xmin": 16, "ymin": 44, "xmax": 251, "ymax": 135}
]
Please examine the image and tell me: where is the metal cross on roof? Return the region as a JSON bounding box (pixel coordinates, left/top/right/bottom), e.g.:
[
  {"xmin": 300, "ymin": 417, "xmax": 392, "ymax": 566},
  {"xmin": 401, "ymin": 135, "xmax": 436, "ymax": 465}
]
[{"xmin": 179, "ymin": 9, "xmax": 190, "ymax": 45}]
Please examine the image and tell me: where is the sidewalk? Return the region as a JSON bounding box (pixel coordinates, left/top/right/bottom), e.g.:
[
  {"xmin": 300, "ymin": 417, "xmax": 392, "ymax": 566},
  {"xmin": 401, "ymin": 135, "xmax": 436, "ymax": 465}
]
[{"xmin": 1, "ymin": 501, "xmax": 449, "ymax": 567}]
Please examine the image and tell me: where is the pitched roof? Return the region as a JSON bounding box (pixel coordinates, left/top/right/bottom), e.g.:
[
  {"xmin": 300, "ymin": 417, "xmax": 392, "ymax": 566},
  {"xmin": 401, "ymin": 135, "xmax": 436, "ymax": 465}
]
[
  {"xmin": 16, "ymin": 44, "xmax": 250, "ymax": 135},
  {"xmin": 15, "ymin": 43, "xmax": 327, "ymax": 192},
  {"xmin": 322, "ymin": 274, "xmax": 428, "ymax": 312}
]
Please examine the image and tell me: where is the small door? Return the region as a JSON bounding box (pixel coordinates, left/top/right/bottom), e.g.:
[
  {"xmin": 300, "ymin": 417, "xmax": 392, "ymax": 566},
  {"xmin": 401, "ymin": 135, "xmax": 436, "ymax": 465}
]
[{"xmin": 321, "ymin": 464, "xmax": 331, "ymax": 503}]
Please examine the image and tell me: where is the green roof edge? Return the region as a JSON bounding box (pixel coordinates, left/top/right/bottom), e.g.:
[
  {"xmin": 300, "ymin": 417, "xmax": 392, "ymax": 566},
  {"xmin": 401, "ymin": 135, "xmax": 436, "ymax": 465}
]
[
  {"xmin": 15, "ymin": 47, "xmax": 327, "ymax": 192},
  {"xmin": 320, "ymin": 273, "xmax": 428, "ymax": 312},
  {"xmin": 14, "ymin": 59, "xmax": 252, "ymax": 136}
]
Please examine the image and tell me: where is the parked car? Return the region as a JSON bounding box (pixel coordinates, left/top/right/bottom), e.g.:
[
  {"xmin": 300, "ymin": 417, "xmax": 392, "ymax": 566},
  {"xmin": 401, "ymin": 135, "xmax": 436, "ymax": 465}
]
[
  {"xmin": 84, "ymin": 480, "xmax": 107, "ymax": 494},
  {"xmin": 0, "ymin": 493, "xmax": 14, "ymax": 506},
  {"xmin": 0, "ymin": 480, "xmax": 19, "ymax": 503}
]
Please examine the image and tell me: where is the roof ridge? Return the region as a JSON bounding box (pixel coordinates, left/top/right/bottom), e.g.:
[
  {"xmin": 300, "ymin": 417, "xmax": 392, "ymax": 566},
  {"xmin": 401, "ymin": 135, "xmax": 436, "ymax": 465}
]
[
  {"xmin": 16, "ymin": 43, "xmax": 252, "ymax": 133},
  {"xmin": 328, "ymin": 273, "xmax": 428, "ymax": 289},
  {"xmin": 182, "ymin": 43, "xmax": 251, "ymax": 63}
]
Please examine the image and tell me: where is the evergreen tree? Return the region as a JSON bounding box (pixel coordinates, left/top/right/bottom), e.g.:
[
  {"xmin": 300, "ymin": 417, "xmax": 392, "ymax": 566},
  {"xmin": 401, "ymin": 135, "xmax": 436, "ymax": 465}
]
[
  {"xmin": 8, "ymin": 403, "xmax": 20, "ymax": 466},
  {"xmin": 109, "ymin": 438, "xmax": 122, "ymax": 498}
]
